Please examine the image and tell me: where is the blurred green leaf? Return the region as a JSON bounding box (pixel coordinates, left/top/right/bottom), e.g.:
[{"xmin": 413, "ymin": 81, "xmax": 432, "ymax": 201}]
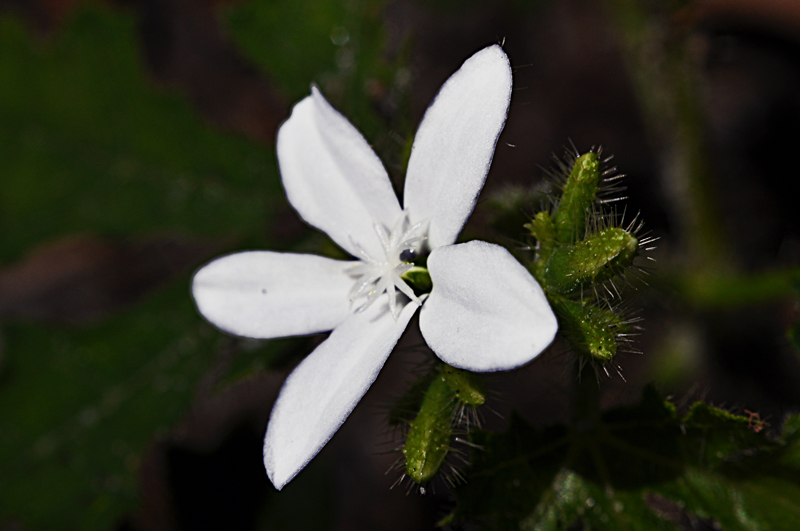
[
  {"xmin": 226, "ymin": 0, "xmax": 358, "ymax": 101},
  {"xmin": 226, "ymin": 0, "xmax": 411, "ymax": 178},
  {"xmin": 1, "ymin": 282, "xmax": 209, "ymax": 528},
  {"xmin": 226, "ymin": 0, "xmax": 387, "ymax": 104},
  {"xmin": 0, "ymin": 4, "xmax": 303, "ymax": 528},
  {"xmin": 0, "ymin": 6, "xmax": 279, "ymax": 261},
  {"xmin": 453, "ymin": 386, "xmax": 800, "ymax": 530}
]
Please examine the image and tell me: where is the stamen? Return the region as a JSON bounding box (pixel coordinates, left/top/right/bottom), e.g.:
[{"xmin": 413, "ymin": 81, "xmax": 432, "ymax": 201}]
[
  {"xmin": 346, "ymin": 212, "xmax": 428, "ymax": 319},
  {"xmin": 392, "ymin": 272, "xmax": 421, "ymax": 304},
  {"xmin": 389, "ymin": 215, "xmax": 407, "ymax": 248},
  {"xmin": 373, "ymin": 221, "xmax": 391, "ymax": 254},
  {"xmin": 387, "ymin": 282, "xmax": 397, "ymax": 318},
  {"xmin": 349, "ymin": 271, "xmax": 383, "ymax": 303},
  {"xmin": 350, "ymin": 236, "xmax": 379, "ymax": 265}
]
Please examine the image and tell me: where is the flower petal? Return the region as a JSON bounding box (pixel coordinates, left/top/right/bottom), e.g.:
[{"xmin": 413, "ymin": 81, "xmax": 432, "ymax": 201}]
[
  {"xmin": 277, "ymin": 87, "xmax": 402, "ymax": 259},
  {"xmin": 264, "ymin": 299, "xmax": 419, "ymax": 489},
  {"xmin": 420, "ymin": 241, "xmax": 557, "ymax": 372},
  {"xmin": 403, "ymin": 45, "xmax": 512, "ymax": 249},
  {"xmin": 192, "ymin": 251, "xmax": 355, "ymax": 338}
]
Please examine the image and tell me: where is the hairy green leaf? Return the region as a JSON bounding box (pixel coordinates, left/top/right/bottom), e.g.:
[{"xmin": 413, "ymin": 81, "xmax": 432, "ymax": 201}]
[{"xmin": 453, "ymin": 386, "xmax": 800, "ymax": 530}]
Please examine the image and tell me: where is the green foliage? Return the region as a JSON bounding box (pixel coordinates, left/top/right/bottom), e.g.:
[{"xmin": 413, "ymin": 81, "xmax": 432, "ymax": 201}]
[
  {"xmin": 227, "ymin": 0, "xmax": 415, "ymax": 193},
  {"xmin": 226, "ymin": 0, "xmax": 395, "ymax": 143},
  {"xmin": 227, "ymin": 0, "xmax": 363, "ymax": 100},
  {"xmin": 0, "ymin": 9, "xmax": 278, "ymax": 261},
  {"xmin": 452, "ymin": 386, "xmax": 800, "ymax": 530},
  {"xmin": 2, "ymin": 285, "xmax": 210, "ymax": 529}
]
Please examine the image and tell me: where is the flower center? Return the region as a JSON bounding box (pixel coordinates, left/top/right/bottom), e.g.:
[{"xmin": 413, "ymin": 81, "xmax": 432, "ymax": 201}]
[{"xmin": 347, "ymin": 212, "xmax": 428, "ymax": 319}]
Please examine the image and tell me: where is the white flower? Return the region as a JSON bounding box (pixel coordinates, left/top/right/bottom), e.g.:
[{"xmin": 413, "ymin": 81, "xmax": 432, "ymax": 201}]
[{"xmin": 191, "ymin": 45, "xmax": 557, "ymax": 490}]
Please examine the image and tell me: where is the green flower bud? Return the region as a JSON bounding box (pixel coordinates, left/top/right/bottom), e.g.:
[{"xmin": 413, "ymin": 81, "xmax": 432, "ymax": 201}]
[
  {"xmin": 526, "ymin": 211, "xmax": 557, "ymax": 283},
  {"xmin": 398, "ymin": 363, "xmax": 487, "ymax": 485},
  {"xmin": 544, "ymin": 227, "xmax": 639, "ymax": 294},
  {"xmin": 551, "ymin": 296, "xmax": 629, "ymax": 362},
  {"xmin": 553, "ymin": 152, "xmax": 601, "ymax": 243},
  {"xmin": 402, "ymin": 370, "xmax": 454, "ymax": 485},
  {"xmin": 441, "ymin": 365, "xmax": 486, "ymax": 407}
]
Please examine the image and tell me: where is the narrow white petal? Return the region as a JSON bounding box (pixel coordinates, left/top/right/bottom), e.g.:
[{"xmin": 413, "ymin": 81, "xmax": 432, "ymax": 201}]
[
  {"xmin": 277, "ymin": 87, "xmax": 402, "ymax": 258},
  {"xmin": 420, "ymin": 241, "xmax": 557, "ymax": 372},
  {"xmin": 192, "ymin": 251, "xmax": 355, "ymax": 339},
  {"xmin": 404, "ymin": 45, "xmax": 512, "ymax": 249},
  {"xmin": 264, "ymin": 299, "xmax": 418, "ymax": 489}
]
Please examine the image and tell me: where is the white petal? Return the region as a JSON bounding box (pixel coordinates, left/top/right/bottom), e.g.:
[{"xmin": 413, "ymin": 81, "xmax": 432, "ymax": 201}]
[
  {"xmin": 404, "ymin": 45, "xmax": 512, "ymax": 249},
  {"xmin": 264, "ymin": 299, "xmax": 418, "ymax": 489},
  {"xmin": 420, "ymin": 241, "xmax": 557, "ymax": 372},
  {"xmin": 277, "ymin": 87, "xmax": 402, "ymax": 258},
  {"xmin": 192, "ymin": 251, "xmax": 355, "ymax": 339}
]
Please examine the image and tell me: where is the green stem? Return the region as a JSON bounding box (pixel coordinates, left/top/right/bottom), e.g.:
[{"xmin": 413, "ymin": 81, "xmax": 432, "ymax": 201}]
[
  {"xmin": 673, "ymin": 268, "xmax": 800, "ymax": 308},
  {"xmin": 602, "ymin": 0, "xmax": 732, "ymax": 271}
]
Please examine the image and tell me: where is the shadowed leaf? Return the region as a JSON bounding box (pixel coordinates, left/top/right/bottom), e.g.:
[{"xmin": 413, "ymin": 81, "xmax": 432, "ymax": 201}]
[{"xmin": 453, "ymin": 386, "xmax": 800, "ymax": 530}]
